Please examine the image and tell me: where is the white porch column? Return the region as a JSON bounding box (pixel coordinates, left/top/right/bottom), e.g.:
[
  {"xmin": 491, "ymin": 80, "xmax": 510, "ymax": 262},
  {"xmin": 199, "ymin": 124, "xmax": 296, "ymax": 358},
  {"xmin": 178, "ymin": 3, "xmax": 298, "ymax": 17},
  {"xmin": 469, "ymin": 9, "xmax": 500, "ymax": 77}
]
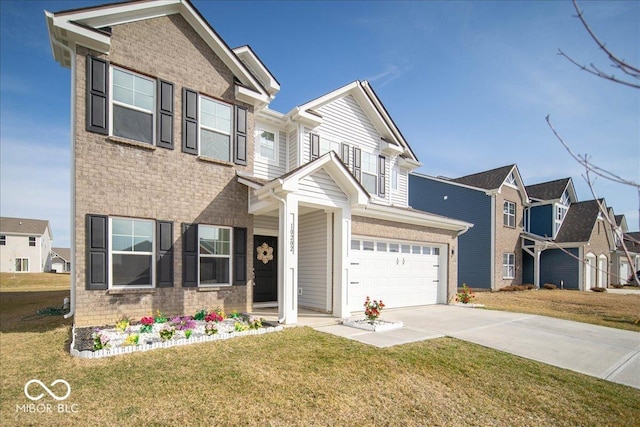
[
  {"xmin": 278, "ymin": 194, "xmax": 299, "ymax": 324},
  {"xmin": 332, "ymin": 207, "xmax": 351, "ymax": 318},
  {"xmin": 534, "ymin": 248, "xmax": 541, "ymax": 288}
]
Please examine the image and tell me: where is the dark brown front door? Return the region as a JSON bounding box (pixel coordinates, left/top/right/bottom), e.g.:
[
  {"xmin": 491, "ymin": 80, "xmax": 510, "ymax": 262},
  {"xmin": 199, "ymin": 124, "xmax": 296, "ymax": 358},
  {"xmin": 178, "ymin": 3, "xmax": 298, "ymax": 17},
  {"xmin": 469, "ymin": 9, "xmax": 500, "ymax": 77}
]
[{"xmin": 253, "ymin": 236, "xmax": 277, "ymax": 302}]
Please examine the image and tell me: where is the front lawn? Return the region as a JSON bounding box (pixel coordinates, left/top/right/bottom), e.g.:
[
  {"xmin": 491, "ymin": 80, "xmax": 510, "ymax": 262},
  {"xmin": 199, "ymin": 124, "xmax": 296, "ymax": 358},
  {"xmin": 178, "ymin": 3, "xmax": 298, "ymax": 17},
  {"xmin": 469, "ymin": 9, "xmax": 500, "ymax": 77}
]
[
  {"xmin": 1, "ymin": 284, "xmax": 639, "ymax": 426},
  {"xmin": 474, "ymin": 289, "xmax": 640, "ymax": 332}
]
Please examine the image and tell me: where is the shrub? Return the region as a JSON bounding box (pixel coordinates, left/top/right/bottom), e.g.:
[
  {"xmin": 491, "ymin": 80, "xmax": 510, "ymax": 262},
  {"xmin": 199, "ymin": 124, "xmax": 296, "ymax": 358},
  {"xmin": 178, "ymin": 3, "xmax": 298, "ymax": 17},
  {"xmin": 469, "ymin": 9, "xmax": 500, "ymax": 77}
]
[
  {"xmin": 611, "ymin": 284, "xmax": 624, "ymax": 289},
  {"xmin": 590, "ymin": 287, "xmax": 606, "ymax": 292},
  {"xmin": 542, "ymin": 283, "xmax": 557, "ymax": 290},
  {"xmin": 498, "ymin": 285, "xmax": 530, "ymax": 292},
  {"xmin": 455, "ymin": 284, "xmax": 475, "ymax": 303},
  {"xmin": 523, "ymin": 284, "xmax": 536, "ymax": 290}
]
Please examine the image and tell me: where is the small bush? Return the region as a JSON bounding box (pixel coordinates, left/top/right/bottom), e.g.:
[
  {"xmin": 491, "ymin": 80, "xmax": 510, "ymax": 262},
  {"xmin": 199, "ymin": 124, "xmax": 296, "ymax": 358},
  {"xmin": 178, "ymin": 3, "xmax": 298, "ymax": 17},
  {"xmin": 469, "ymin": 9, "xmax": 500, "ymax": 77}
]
[
  {"xmin": 542, "ymin": 283, "xmax": 557, "ymax": 290},
  {"xmin": 523, "ymin": 284, "xmax": 536, "ymax": 290},
  {"xmin": 498, "ymin": 285, "xmax": 530, "ymax": 292},
  {"xmin": 590, "ymin": 287, "xmax": 607, "ymax": 292},
  {"xmin": 611, "ymin": 284, "xmax": 624, "ymax": 289}
]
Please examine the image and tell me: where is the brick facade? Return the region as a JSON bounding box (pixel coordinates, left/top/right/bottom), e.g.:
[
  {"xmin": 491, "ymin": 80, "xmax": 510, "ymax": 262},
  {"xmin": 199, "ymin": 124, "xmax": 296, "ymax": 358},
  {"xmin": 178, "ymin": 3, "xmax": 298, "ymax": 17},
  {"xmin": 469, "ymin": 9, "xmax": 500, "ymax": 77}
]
[
  {"xmin": 73, "ymin": 15, "xmax": 255, "ymax": 326},
  {"xmin": 494, "ymin": 186, "xmax": 526, "ymax": 289},
  {"xmin": 352, "ymin": 216, "xmax": 459, "ymax": 302},
  {"xmin": 585, "ymin": 217, "xmax": 614, "ymax": 288}
]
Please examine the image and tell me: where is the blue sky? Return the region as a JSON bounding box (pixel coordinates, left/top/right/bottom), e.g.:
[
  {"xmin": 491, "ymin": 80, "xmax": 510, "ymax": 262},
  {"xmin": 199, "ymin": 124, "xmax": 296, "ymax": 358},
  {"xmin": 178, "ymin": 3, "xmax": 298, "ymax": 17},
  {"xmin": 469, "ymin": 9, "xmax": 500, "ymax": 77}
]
[{"xmin": 1, "ymin": 0, "xmax": 638, "ymax": 247}]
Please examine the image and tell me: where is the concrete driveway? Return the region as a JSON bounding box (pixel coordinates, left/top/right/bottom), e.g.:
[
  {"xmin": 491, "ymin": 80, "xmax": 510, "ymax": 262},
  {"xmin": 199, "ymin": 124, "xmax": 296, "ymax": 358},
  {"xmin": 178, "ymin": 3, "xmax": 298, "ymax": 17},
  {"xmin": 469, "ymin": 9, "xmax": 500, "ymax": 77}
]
[{"xmin": 315, "ymin": 305, "xmax": 640, "ymax": 390}]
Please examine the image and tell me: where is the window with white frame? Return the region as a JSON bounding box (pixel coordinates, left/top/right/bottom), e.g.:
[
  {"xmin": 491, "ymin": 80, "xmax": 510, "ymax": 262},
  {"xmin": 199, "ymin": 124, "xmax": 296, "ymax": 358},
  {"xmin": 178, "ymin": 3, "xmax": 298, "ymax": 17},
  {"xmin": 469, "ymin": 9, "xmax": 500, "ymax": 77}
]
[
  {"xmin": 391, "ymin": 167, "xmax": 398, "ymax": 191},
  {"xmin": 258, "ymin": 129, "xmax": 277, "ymax": 162},
  {"xmin": 560, "ymin": 190, "xmax": 570, "ymax": 206},
  {"xmin": 319, "ymin": 138, "xmax": 340, "ymax": 156},
  {"xmin": 110, "ymin": 218, "xmax": 154, "ymax": 287},
  {"xmin": 200, "ymin": 96, "xmax": 232, "ymax": 161},
  {"xmin": 199, "ymin": 225, "xmax": 231, "ymax": 286},
  {"xmin": 111, "ymin": 67, "xmax": 155, "ymax": 144},
  {"xmin": 29, "ymin": 236, "xmax": 36, "ymax": 247},
  {"xmin": 15, "ymin": 258, "xmax": 29, "ymax": 272},
  {"xmin": 361, "ymin": 152, "xmax": 377, "ymax": 194},
  {"xmin": 503, "ymin": 201, "xmax": 516, "ymax": 227},
  {"xmin": 502, "ymin": 253, "xmax": 515, "ymax": 278}
]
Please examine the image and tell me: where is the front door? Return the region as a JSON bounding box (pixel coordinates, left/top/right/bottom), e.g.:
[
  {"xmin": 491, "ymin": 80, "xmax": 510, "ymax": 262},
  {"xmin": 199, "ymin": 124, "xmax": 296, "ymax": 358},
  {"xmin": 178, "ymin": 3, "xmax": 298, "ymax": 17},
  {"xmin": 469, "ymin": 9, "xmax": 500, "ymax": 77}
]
[{"xmin": 253, "ymin": 236, "xmax": 278, "ymax": 302}]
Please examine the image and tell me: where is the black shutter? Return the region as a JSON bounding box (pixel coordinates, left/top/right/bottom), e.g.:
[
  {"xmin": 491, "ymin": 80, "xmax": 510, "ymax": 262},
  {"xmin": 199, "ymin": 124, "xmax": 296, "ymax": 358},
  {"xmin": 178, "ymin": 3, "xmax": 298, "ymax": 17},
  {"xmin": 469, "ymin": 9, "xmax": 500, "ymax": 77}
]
[
  {"xmin": 156, "ymin": 220, "xmax": 174, "ymax": 287},
  {"xmin": 378, "ymin": 155, "xmax": 386, "ymax": 196},
  {"xmin": 353, "ymin": 147, "xmax": 362, "ymax": 182},
  {"xmin": 157, "ymin": 80, "xmax": 174, "ymax": 149},
  {"xmin": 341, "ymin": 143, "xmax": 350, "ymax": 166},
  {"xmin": 233, "ymin": 227, "xmax": 247, "ymax": 285},
  {"xmin": 310, "ymin": 133, "xmax": 320, "ymax": 161},
  {"xmin": 86, "ymin": 214, "xmax": 108, "ymax": 290},
  {"xmin": 182, "ymin": 223, "xmax": 198, "ymax": 287},
  {"xmin": 234, "ymin": 105, "xmax": 248, "ymax": 165},
  {"xmin": 182, "ymin": 88, "xmax": 198, "ymax": 155},
  {"xmin": 86, "ymin": 56, "xmax": 108, "ymax": 135}
]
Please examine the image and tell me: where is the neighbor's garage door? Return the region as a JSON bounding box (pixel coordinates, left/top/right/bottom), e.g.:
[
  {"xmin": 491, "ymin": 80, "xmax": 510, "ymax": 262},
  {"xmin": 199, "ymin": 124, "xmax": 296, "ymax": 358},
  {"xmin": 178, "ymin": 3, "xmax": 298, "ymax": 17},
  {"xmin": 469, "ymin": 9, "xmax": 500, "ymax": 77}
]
[{"xmin": 348, "ymin": 238, "xmax": 444, "ymax": 312}]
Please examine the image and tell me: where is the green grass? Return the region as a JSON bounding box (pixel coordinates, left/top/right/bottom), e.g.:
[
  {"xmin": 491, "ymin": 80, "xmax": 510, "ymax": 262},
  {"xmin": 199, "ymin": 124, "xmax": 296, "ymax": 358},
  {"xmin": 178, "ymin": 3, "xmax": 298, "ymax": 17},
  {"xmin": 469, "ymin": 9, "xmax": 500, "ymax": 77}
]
[{"xmin": 1, "ymin": 278, "xmax": 639, "ymax": 426}]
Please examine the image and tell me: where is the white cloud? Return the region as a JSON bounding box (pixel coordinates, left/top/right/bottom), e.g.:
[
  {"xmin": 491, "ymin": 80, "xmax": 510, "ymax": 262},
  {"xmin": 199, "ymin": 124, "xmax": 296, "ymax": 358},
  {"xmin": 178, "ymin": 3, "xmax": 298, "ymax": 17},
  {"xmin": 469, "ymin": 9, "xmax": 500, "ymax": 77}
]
[{"xmin": 366, "ymin": 64, "xmax": 402, "ymax": 88}]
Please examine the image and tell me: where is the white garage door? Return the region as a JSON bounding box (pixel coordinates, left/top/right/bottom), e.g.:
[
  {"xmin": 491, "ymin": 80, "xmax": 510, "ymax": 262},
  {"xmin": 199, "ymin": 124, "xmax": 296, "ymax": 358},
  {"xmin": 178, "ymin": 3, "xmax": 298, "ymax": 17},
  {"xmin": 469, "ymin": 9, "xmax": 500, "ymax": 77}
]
[{"xmin": 348, "ymin": 238, "xmax": 444, "ymax": 312}]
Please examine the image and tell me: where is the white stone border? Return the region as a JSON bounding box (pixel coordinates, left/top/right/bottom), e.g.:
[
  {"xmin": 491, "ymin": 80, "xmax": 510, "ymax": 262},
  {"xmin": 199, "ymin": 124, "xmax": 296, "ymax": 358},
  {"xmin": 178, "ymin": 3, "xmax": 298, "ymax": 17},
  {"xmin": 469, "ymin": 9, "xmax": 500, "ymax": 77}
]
[
  {"xmin": 342, "ymin": 318, "xmax": 403, "ymax": 332},
  {"xmin": 454, "ymin": 303, "xmax": 485, "ymax": 308},
  {"xmin": 70, "ymin": 324, "xmax": 284, "ymax": 359}
]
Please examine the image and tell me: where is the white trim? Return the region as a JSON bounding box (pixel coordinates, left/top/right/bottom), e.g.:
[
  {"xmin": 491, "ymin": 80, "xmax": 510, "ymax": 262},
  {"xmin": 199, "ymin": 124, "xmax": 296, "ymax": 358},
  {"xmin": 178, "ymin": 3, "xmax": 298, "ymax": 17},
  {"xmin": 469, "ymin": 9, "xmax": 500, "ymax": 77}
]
[
  {"xmin": 109, "ymin": 66, "xmax": 156, "ymax": 145},
  {"xmin": 198, "ymin": 225, "xmax": 233, "ymax": 287},
  {"xmin": 198, "ymin": 95, "xmax": 232, "ymax": 162},
  {"xmin": 256, "ymin": 126, "xmax": 278, "ymax": 164},
  {"xmin": 108, "ymin": 217, "xmax": 155, "ymax": 289}
]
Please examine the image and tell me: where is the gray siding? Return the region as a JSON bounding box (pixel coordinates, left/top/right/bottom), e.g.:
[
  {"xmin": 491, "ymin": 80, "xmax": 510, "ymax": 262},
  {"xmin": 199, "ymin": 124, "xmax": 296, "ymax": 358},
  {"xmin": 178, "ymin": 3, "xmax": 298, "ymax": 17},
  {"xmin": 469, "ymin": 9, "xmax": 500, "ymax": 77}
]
[
  {"xmin": 298, "ymin": 211, "xmax": 329, "ymax": 310},
  {"xmin": 253, "ymin": 122, "xmax": 286, "ymax": 180},
  {"xmin": 288, "ymin": 127, "xmax": 298, "ymax": 171},
  {"xmin": 409, "ymin": 174, "xmax": 492, "ymax": 288}
]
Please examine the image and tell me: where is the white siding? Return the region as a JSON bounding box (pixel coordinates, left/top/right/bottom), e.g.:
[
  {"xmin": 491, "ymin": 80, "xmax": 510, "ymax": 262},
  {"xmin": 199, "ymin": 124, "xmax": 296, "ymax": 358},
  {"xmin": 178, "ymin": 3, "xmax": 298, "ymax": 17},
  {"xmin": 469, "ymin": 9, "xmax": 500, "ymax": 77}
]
[
  {"xmin": 253, "ymin": 122, "xmax": 286, "ymax": 180},
  {"xmin": 253, "ymin": 215, "xmax": 278, "ymax": 233},
  {"xmin": 298, "ymin": 168, "xmax": 348, "ymax": 203},
  {"xmin": 316, "ymin": 95, "xmax": 380, "ymax": 153},
  {"xmin": 390, "ymin": 160, "xmax": 409, "ymax": 207},
  {"xmin": 0, "ymin": 233, "xmax": 50, "ymax": 273},
  {"xmin": 298, "ymin": 211, "xmax": 329, "ymax": 310},
  {"xmin": 288, "ymin": 127, "xmax": 298, "ymax": 171}
]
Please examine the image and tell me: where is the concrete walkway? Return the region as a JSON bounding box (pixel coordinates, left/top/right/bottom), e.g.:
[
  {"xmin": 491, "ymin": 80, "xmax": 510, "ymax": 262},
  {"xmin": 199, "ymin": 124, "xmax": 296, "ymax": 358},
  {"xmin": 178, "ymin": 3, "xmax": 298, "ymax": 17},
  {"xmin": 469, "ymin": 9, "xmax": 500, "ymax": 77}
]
[{"xmin": 315, "ymin": 305, "xmax": 640, "ymax": 390}]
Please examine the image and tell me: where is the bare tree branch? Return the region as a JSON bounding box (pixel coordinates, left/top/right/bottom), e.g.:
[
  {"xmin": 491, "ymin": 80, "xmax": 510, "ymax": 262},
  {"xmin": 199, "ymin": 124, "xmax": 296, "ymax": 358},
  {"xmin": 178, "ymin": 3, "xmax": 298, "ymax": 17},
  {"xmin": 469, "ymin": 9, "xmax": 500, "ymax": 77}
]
[{"xmin": 558, "ymin": 0, "xmax": 640, "ymax": 89}]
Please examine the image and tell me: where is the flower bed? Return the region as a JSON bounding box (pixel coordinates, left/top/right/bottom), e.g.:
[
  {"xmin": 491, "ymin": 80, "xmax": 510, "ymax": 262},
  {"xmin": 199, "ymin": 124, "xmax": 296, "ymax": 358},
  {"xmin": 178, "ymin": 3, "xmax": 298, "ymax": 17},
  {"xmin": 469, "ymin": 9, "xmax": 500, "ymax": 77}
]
[
  {"xmin": 342, "ymin": 317, "xmax": 403, "ymax": 332},
  {"xmin": 71, "ymin": 310, "xmax": 283, "ymax": 359}
]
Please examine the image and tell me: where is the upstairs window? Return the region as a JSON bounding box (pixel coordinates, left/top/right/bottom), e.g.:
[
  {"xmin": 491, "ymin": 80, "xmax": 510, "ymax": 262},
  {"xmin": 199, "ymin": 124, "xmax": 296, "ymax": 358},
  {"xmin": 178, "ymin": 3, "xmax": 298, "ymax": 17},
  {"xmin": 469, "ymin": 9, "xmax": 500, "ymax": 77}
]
[
  {"xmin": 258, "ymin": 129, "xmax": 277, "ymax": 162},
  {"xmin": 111, "ymin": 67, "xmax": 155, "ymax": 144},
  {"xmin": 319, "ymin": 138, "xmax": 340, "ymax": 156},
  {"xmin": 361, "ymin": 152, "xmax": 378, "ymax": 194},
  {"xmin": 391, "ymin": 167, "xmax": 398, "ymax": 191},
  {"xmin": 200, "ymin": 96, "xmax": 232, "ymax": 161},
  {"xmin": 503, "ymin": 201, "xmax": 516, "ymax": 227},
  {"xmin": 29, "ymin": 236, "xmax": 36, "ymax": 247}
]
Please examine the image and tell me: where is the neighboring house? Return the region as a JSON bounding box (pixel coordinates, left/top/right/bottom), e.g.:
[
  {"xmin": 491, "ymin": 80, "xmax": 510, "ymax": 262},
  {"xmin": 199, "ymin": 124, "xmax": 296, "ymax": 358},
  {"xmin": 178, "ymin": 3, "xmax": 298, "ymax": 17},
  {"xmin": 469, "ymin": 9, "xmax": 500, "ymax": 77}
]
[
  {"xmin": 522, "ymin": 196, "xmax": 615, "ymax": 290},
  {"xmin": 51, "ymin": 248, "xmax": 72, "ymax": 273},
  {"xmin": 0, "ymin": 217, "xmax": 53, "ymax": 273},
  {"xmin": 409, "ymin": 165, "xmax": 528, "ymax": 290},
  {"xmin": 46, "ymin": 0, "xmax": 470, "ymax": 327},
  {"xmin": 610, "ymin": 214, "xmax": 640, "ymax": 285}
]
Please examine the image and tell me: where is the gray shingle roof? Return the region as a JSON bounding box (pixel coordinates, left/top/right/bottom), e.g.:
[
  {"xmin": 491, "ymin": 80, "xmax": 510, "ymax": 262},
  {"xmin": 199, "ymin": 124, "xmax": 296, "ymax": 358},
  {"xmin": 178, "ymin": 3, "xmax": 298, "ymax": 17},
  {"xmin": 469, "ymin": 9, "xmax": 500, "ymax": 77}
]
[
  {"xmin": 622, "ymin": 232, "xmax": 640, "ymax": 253},
  {"xmin": 554, "ymin": 200, "xmax": 602, "ymax": 243},
  {"xmin": 452, "ymin": 164, "xmax": 515, "ymax": 190},
  {"xmin": 0, "ymin": 217, "xmax": 50, "ymax": 235},
  {"xmin": 51, "ymin": 247, "xmax": 71, "ymax": 261},
  {"xmin": 526, "ymin": 178, "xmax": 570, "ymax": 201}
]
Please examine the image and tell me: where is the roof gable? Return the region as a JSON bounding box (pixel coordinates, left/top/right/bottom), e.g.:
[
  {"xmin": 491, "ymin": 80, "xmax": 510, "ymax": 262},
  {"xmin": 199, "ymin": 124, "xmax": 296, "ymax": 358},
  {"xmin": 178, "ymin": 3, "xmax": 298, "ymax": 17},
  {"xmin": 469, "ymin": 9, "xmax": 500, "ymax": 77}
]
[
  {"xmin": 0, "ymin": 217, "xmax": 51, "ymax": 236},
  {"xmin": 452, "ymin": 164, "xmax": 515, "ymax": 190},
  {"xmin": 555, "ymin": 199, "xmax": 606, "ymax": 243},
  {"xmin": 52, "ymin": 247, "xmax": 71, "ymax": 261},
  {"xmin": 526, "ymin": 177, "xmax": 577, "ymax": 203},
  {"xmin": 288, "ymin": 81, "xmax": 419, "ymax": 166},
  {"xmin": 46, "ymin": 0, "xmax": 269, "ymax": 105}
]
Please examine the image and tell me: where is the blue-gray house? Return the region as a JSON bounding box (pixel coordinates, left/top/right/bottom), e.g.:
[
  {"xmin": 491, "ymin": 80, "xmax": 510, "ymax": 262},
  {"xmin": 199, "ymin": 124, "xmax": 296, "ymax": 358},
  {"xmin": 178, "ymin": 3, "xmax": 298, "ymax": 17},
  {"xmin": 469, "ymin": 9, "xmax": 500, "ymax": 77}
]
[{"xmin": 410, "ymin": 165, "xmax": 529, "ymax": 290}]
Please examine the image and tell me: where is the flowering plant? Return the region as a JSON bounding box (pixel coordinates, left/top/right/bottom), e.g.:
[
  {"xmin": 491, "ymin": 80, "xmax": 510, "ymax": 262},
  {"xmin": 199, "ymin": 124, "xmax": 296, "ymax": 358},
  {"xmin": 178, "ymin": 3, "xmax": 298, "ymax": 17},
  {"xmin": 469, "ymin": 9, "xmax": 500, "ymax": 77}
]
[
  {"xmin": 455, "ymin": 284, "xmax": 475, "ymax": 304},
  {"xmin": 159, "ymin": 325, "xmax": 175, "ymax": 341},
  {"xmin": 204, "ymin": 323, "xmax": 218, "ymax": 336},
  {"xmin": 184, "ymin": 329, "xmax": 193, "ymax": 339},
  {"xmin": 92, "ymin": 329, "xmax": 110, "ymax": 350},
  {"xmin": 228, "ymin": 310, "xmax": 242, "ymax": 319},
  {"xmin": 193, "ymin": 309, "xmax": 207, "ymax": 321},
  {"xmin": 123, "ymin": 334, "xmax": 139, "ymax": 346},
  {"xmin": 364, "ymin": 296, "xmax": 385, "ymax": 322},
  {"xmin": 154, "ymin": 310, "xmax": 168, "ymax": 323},
  {"xmin": 205, "ymin": 312, "xmax": 224, "ymax": 323},
  {"xmin": 170, "ymin": 316, "xmax": 196, "ymax": 331},
  {"xmin": 139, "ymin": 316, "xmax": 155, "ymax": 333},
  {"xmin": 115, "ymin": 316, "xmax": 130, "ymax": 333}
]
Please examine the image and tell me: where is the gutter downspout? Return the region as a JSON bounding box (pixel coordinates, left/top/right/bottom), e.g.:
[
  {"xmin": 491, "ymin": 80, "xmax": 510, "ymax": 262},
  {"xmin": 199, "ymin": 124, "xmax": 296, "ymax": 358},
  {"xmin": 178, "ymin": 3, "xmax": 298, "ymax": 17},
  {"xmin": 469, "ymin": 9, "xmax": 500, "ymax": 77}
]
[
  {"xmin": 50, "ymin": 35, "xmax": 76, "ymax": 320},
  {"xmin": 269, "ymin": 189, "xmax": 287, "ymax": 324}
]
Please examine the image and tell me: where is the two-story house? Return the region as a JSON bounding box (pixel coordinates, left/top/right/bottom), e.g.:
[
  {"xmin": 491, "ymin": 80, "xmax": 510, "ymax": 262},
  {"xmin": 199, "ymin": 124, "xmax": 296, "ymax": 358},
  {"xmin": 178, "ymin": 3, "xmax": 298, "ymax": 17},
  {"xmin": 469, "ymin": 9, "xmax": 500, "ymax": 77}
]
[
  {"xmin": 409, "ymin": 165, "xmax": 528, "ymax": 290},
  {"xmin": 46, "ymin": 0, "xmax": 471, "ymax": 327},
  {"xmin": 0, "ymin": 217, "xmax": 53, "ymax": 273},
  {"xmin": 522, "ymin": 178, "xmax": 615, "ymax": 290},
  {"xmin": 611, "ymin": 213, "xmax": 640, "ymax": 285}
]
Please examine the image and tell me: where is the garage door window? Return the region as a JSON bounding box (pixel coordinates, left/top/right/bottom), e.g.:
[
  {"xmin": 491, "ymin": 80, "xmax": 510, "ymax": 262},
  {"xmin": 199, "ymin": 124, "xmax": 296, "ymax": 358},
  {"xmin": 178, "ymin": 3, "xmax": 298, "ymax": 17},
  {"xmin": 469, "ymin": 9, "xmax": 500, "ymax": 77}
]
[{"xmin": 351, "ymin": 238, "xmax": 441, "ymax": 256}]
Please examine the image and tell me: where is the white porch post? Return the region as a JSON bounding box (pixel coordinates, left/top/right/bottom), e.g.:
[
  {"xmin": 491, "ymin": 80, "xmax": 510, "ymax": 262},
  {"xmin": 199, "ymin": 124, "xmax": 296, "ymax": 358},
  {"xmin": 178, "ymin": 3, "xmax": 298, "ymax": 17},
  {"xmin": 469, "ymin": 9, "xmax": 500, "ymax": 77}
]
[
  {"xmin": 332, "ymin": 207, "xmax": 351, "ymax": 318},
  {"xmin": 278, "ymin": 194, "xmax": 299, "ymax": 324},
  {"xmin": 534, "ymin": 248, "xmax": 541, "ymax": 288}
]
